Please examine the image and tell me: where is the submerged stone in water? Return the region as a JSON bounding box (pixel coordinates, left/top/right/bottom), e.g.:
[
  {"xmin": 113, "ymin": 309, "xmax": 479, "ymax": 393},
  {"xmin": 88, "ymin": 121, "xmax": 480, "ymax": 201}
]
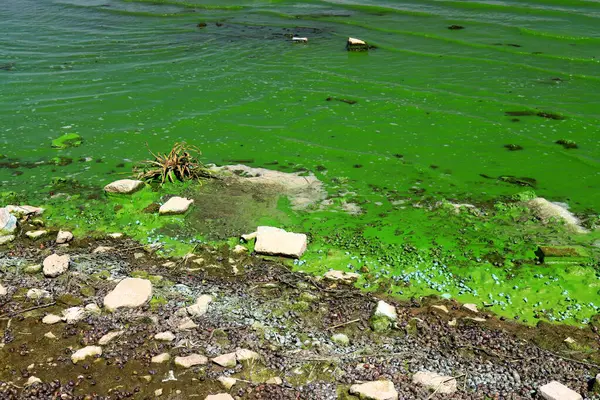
[
  {"xmin": 51, "ymin": 133, "xmax": 83, "ymax": 149},
  {"xmin": 346, "ymin": 37, "xmax": 369, "ymax": 51}
]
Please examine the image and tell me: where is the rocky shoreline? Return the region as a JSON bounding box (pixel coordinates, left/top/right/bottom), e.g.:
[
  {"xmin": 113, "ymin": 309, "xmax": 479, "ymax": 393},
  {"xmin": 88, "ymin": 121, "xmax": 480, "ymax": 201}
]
[{"xmin": 1, "ymin": 232, "xmax": 599, "ymax": 399}]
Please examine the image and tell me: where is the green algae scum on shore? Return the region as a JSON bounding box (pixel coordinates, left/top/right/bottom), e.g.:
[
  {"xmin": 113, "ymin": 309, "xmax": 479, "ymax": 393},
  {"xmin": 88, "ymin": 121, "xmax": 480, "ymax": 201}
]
[{"xmin": 1, "ymin": 0, "xmax": 600, "ymax": 389}]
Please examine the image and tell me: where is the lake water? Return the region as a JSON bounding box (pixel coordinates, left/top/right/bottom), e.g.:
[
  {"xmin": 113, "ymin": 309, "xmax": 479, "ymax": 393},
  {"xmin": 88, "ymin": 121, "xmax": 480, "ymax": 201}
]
[{"xmin": 1, "ymin": 0, "xmax": 599, "ymax": 211}]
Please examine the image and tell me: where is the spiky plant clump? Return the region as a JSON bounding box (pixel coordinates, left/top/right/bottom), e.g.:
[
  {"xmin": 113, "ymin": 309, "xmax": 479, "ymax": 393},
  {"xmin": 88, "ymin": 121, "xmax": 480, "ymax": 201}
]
[{"xmin": 134, "ymin": 142, "xmax": 213, "ymax": 185}]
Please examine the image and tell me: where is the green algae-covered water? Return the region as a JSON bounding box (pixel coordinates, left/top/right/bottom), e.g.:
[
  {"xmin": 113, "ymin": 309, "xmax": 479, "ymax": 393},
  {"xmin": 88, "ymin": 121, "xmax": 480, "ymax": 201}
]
[{"xmin": 1, "ymin": 0, "xmax": 600, "ymax": 325}]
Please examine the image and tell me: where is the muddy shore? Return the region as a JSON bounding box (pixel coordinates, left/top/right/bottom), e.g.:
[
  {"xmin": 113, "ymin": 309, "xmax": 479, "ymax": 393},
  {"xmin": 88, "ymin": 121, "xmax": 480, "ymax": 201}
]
[{"xmin": 1, "ymin": 236, "xmax": 600, "ymax": 399}]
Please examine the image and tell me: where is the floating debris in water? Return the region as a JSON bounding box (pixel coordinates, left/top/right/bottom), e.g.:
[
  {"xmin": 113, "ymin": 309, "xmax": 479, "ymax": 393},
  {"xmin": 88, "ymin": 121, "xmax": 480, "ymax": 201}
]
[
  {"xmin": 448, "ymin": 25, "xmax": 465, "ymax": 30},
  {"xmin": 504, "ymin": 144, "xmax": 524, "ymax": 151},
  {"xmin": 555, "ymin": 139, "xmax": 578, "ymax": 149}
]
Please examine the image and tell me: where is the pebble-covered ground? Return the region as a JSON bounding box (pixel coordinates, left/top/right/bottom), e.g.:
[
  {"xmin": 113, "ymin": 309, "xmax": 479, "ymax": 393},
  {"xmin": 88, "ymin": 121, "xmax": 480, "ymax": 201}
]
[{"xmin": 1, "ymin": 237, "xmax": 599, "ymax": 399}]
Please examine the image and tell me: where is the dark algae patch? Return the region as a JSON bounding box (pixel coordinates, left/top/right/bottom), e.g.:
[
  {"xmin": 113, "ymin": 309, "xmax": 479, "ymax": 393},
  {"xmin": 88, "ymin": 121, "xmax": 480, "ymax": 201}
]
[
  {"xmin": 504, "ymin": 144, "xmax": 524, "ymax": 151},
  {"xmin": 505, "ymin": 111, "xmax": 567, "ymax": 120}
]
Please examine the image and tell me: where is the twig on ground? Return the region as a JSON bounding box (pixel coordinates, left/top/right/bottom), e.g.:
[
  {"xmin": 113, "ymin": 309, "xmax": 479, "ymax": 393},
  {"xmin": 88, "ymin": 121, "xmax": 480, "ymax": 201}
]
[
  {"xmin": 0, "ymin": 302, "xmax": 56, "ymax": 319},
  {"xmin": 327, "ymin": 318, "xmax": 360, "ymax": 331}
]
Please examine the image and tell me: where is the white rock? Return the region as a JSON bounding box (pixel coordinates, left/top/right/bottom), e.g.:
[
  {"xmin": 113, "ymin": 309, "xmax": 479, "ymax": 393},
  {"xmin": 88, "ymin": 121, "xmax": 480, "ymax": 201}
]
[
  {"xmin": 241, "ymin": 232, "xmax": 257, "ymax": 241},
  {"xmin": 236, "ymin": 349, "xmax": 260, "ymax": 362},
  {"xmin": 104, "ymin": 179, "xmax": 145, "ymax": 194},
  {"xmin": 412, "ymin": 371, "xmax": 457, "ymax": 394},
  {"xmin": 155, "ymin": 331, "xmax": 176, "ymax": 342},
  {"xmin": 25, "ymin": 376, "xmax": 42, "ymax": 386},
  {"xmin": 176, "ymin": 317, "xmax": 198, "ymax": 331},
  {"xmin": 431, "ymin": 305, "xmax": 449, "ymax": 313},
  {"xmin": 0, "ymin": 235, "xmax": 15, "ymax": 245},
  {"xmin": 103, "ymin": 278, "xmax": 152, "ymax": 311},
  {"xmin": 349, "ymin": 380, "xmax": 398, "ymax": 400},
  {"xmin": 5, "ymin": 205, "xmax": 44, "ymax": 217},
  {"xmin": 528, "ymin": 198, "xmax": 587, "ymax": 233},
  {"xmin": 254, "ymin": 226, "xmax": 307, "ymax": 258},
  {"xmin": 42, "ymin": 314, "xmax": 62, "ymax": 325},
  {"xmin": 212, "ymin": 352, "xmax": 237, "ymax": 368},
  {"xmin": 27, "ymin": 288, "xmax": 50, "ymax": 300},
  {"xmin": 98, "ymin": 331, "xmax": 124, "ymax": 345},
  {"xmin": 374, "ymin": 300, "xmax": 397, "ymax": 321},
  {"xmin": 292, "ymin": 37, "xmax": 308, "ymax": 43},
  {"xmin": 44, "ymin": 332, "xmax": 57, "ymax": 340},
  {"xmin": 26, "ymin": 230, "xmax": 48, "ymax": 239},
  {"xmin": 56, "ymin": 230, "xmax": 74, "ymax": 244},
  {"xmin": 332, "ymin": 333, "xmax": 350, "ymax": 345},
  {"xmin": 159, "ymin": 197, "xmax": 194, "ymax": 215},
  {"xmin": 186, "ymin": 295, "xmax": 213, "ymax": 317},
  {"xmin": 71, "ymin": 346, "xmax": 102, "ymax": 364},
  {"xmin": 174, "ymin": 354, "xmax": 208, "ymax": 368},
  {"xmin": 93, "ymin": 246, "xmax": 114, "ymax": 254},
  {"xmin": 266, "ymin": 377, "xmax": 282, "ymax": 385},
  {"xmin": 323, "ymin": 270, "xmax": 360, "ymax": 283},
  {"xmin": 85, "ymin": 303, "xmax": 101, "ymax": 315},
  {"xmin": 155, "ymin": 388, "xmax": 163, "ymax": 397},
  {"xmin": 205, "ymin": 395, "xmax": 234, "ymax": 400},
  {"xmin": 0, "ymin": 208, "xmax": 18, "ymax": 235},
  {"xmin": 62, "ymin": 307, "xmax": 85, "ymax": 324},
  {"xmin": 539, "ymin": 381, "xmax": 582, "ymax": 400},
  {"xmin": 347, "ymin": 37, "xmax": 367, "ymax": 46},
  {"xmin": 43, "ymin": 254, "xmax": 70, "ymax": 278},
  {"xmin": 463, "ymin": 303, "xmax": 478, "ymax": 313},
  {"xmin": 0, "ymin": 284, "xmax": 6, "ymax": 296},
  {"xmin": 151, "ymin": 353, "xmax": 171, "ymax": 363},
  {"xmin": 108, "ymin": 232, "xmax": 123, "ymax": 239},
  {"xmin": 218, "ymin": 376, "xmax": 237, "ymax": 390}
]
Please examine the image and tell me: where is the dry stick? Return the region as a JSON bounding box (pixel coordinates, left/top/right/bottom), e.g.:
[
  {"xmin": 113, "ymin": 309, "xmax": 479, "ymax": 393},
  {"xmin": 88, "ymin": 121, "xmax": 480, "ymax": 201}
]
[
  {"xmin": 0, "ymin": 302, "xmax": 56, "ymax": 319},
  {"xmin": 426, "ymin": 374, "xmax": 466, "ymax": 400},
  {"xmin": 328, "ymin": 318, "xmax": 360, "ymax": 331},
  {"xmin": 533, "ymin": 344, "xmax": 600, "ymax": 369}
]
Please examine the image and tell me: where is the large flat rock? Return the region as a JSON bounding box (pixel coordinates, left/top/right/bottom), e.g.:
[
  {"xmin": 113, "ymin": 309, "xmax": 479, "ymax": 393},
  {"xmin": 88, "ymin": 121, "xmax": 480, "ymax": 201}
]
[
  {"xmin": 254, "ymin": 226, "xmax": 307, "ymax": 258},
  {"xmin": 159, "ymin": 196, "xmax": 194, "ymax": 215},
  {"xmin": 539, "ymin": 381, "xmax": 582, "ymax": 400},
  {"xmin": 0, "ymin": 208, "xmax": 17, "ymax": 235},
  {"xmin": 103, "ymin": 278, "xmax": 152, "ymax": 311},
  {"xmin": 43, "ymin": 254, "xmax": 71, "ymax": 278},
  {"xmin": 104, "ymin": 179, "xmax": 145, "ymax": 194},
  {"xmin": 349, "ymin": 380, "xmax": 398, "ymax": 400}
]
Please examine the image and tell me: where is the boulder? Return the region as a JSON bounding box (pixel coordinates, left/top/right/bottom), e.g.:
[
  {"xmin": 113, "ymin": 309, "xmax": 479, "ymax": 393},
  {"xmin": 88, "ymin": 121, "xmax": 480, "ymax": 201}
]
[
  {"xmin": 62, "ymin": 307, "xmax": 85, "ymax": 324},
  {"xmin": 0, "ymin": 235, "xmax": 15, "ymax": 245},
  {"xmin": 236, "ymin": 349, "xmax": 260, "ymax": 362},
  {"xmin": 155, "ymin": 331, "xmax": 176, "ymax": 342},
  {"xmin": 218, "ymin": 376, "xmax": 237, "ymax": 390},
  {"xmin": 346, "ymin": 37, "xmax": 369, "ymax": 51},
  {"xmin": 254, "ymin": 226, "xmax": 307, "ymax": 258},
  {"xmin": 212, "ymin": 352, "xmax": 237, "ymax": 368},
  {"xmin": 205, "ymin": 395, "xmax": 234, "ymax": 400},
  {"xmin": 42, "ymin": 314, "xmax": 62, "ymax": 325},
  {"xmin": 374, "ymin": 300, "xmax": 397, "ymax": 320},
  {"xmin": 56, "ymin": 230, "xmax": 74, "ymax": 244},
  {"xmin": 25, "ymin": 376, "xmax": 42, "ymax": 386},
  {"xmin": 159, "ymin": 197, "xmax": 194, "ymax": 215},
  {"xmin": 0, "ymin": 208, "xmax": 17, "ymax": 235},
  {"xmin": 186, "ymin": 295, "xmax": 213, "ymax": 317},
  {"xmin": 539, "ymin": 381, "xmax": 582, "ymax": 400},
  {"xmin": 332, "ymin": 333, "xmax": 350, "ymax": 345},
  {"xmin": 528, "ymin": 198, "xmax": 587, "ymax": 233},
  {"xmin": 27, "ymin": 288, "xmax": 51, "ymax": 300},
  {"xmin": 349, "ymin": 380, "xmax": 398, "ymax": 400},
  {"xmin": 151, "ymin": 353, "xmax": 171, "ymax": 363},
  {"xmin": 43, "ymin": 254, "xmax": 70, "ymax": 278},
  {"xmin": 412, "ymin": 371, "xmax": 457, "ymax": 394},
  {"xmin": 176, "ymin": 317, "xmax": 198, "ymax": 331},
  {"xmin": 71, "ymin": 346, "xmax": 102, "ymax": 364},
  {"xmin": 324, "ymin": 270, "xmax": 360, "ymax": 283},
  {"xmin": 92, "ymin": 246, "xmax": 114, "ymax": 254},
  {"xmin": 103, "ymin": 278, "xmax": 152, "ymax": 311},
  {"xmin": 26, "ymin": 230, "xmax": 48, "ymax": 239},
  {"xmin": 463, "ymin": 303, "xmax": 478, "ymax": 313},
  {"xmin": 98, "ymin": 331, "xmax": 124, "ymax": 345},
  {"xmin": 175, "ymin": 354, "xmax": 208, "ymax": 368},
  {"xmin": 5, "ymin": 205, "xmax": 44, "ymax": 217},
  {"xmin": 0, "ymin": 283, "xmax": 6, "ymax": 296},
  {"xmin": 104, "ymin": 179, "xmax": 145, "ymax": 194}
]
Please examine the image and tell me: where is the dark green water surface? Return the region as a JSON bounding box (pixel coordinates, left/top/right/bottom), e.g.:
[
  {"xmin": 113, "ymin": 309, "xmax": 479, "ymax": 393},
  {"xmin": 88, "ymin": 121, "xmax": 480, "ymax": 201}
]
[{"xmin": 1, "ymin": 0, "xmax": 599, "ymax": 210}]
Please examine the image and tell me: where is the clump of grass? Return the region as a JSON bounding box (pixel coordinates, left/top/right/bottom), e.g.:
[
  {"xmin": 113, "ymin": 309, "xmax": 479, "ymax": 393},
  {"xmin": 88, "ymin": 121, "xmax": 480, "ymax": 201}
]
[{"xmin": 134, "ymin": 142, "xmax": 214, "ymax": 184}]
